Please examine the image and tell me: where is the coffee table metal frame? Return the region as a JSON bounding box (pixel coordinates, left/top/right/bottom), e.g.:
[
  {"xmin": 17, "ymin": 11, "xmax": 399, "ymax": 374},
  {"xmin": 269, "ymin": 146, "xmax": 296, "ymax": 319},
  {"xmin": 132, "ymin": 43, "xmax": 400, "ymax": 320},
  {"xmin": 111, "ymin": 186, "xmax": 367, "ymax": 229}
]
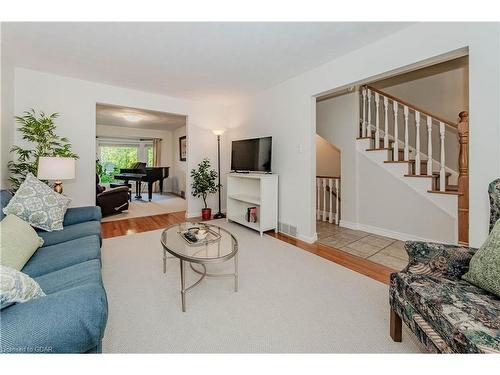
[{"xmin": 161, "ymin": 223, "xmax": 238, "ymax": 312}]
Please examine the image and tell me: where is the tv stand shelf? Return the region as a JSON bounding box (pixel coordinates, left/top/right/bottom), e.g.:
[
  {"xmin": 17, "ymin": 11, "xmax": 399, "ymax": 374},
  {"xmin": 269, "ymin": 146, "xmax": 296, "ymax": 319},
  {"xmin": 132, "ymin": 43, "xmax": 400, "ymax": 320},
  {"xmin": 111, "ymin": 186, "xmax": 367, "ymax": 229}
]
[{"xmin": 226, "ymin": 173, "xmax": 278, "ymax": 236}]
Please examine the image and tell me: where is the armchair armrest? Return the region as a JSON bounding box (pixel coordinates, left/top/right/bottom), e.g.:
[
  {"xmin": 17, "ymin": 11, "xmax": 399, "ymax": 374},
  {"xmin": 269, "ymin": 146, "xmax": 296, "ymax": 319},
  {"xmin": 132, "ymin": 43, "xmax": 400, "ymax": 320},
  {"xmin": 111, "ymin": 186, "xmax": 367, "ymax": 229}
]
[
  {"xmin": 403, "ymin": 241, "xmax": 477, "ymax": 279},
  {"xmin": 97, "ymin": 186, "xmax": 129, "ymax": 197},
  {"xmin": 63, "ymin": 206, "xmax": 102, "ymax": 226}
]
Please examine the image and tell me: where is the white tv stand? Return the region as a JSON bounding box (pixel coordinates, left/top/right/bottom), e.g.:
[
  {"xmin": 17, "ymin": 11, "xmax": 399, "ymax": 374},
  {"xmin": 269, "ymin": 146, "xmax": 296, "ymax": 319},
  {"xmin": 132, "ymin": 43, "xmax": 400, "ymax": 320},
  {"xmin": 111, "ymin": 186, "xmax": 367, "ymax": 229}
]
[{"xmin": 226, "ymin": 173, "xmax": 278, "ymax": 236}]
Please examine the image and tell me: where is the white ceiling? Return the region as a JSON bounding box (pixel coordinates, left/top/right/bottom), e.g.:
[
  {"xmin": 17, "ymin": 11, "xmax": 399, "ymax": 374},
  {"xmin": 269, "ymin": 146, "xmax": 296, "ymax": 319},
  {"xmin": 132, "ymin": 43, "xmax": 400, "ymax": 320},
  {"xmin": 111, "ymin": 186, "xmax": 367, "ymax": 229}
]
[
  {"xmin": 96, "ymin": 103, "xmax": 186, "ymax": 131},
  {"xmin": 2, "ymin": 22, "xmax": 411, "ymax": 103}
]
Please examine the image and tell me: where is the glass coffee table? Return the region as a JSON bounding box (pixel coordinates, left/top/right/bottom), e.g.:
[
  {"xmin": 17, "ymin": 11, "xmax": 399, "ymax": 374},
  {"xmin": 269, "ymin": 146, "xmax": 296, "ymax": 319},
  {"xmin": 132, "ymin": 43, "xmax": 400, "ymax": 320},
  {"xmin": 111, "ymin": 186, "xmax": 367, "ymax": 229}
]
[{"xmin": 160, "ymin": 222, "xmax": 238, "ymax": 312}]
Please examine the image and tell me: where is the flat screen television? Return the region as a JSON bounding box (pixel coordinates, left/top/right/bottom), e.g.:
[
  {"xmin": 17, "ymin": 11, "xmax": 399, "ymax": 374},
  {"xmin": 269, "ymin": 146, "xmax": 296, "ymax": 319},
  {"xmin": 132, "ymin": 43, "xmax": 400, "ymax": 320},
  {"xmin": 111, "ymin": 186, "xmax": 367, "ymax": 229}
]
[{"xmin": 231, "ymin": 136, "xmax": 272, "ymax": 173}]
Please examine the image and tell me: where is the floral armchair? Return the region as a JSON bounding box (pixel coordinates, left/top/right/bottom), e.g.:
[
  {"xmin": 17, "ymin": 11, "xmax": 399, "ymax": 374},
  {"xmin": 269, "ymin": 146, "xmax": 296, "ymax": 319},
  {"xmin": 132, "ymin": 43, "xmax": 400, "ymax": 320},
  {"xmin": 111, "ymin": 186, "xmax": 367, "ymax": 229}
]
[{"xmin": 389, "ymin": 179, "xmax": 500, "ymax": 353}]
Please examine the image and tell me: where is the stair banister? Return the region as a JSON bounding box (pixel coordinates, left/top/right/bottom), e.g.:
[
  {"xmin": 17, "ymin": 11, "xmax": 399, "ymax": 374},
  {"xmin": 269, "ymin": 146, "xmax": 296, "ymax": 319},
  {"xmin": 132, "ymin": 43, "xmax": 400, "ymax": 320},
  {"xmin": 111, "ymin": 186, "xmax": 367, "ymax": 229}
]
[
  {"xmin": 415, "ymin": 111, "xmax": 421, "ymax": 175},
  {"xmin": 458, "ymin": 111, "xmax": 469, "ymax": 245},
  {"xmin": 426, "ymin": 115, "xmax": 433, "ymax": 176},
  {"xmin": 383, "ymin": 96, "xmax": 389, "ymax": 148},
  {"xmin": 439, "ymin": 122, "xmax": 446, "ymax": 192},
  {"xmin": 367, "ymin": 89, "xmax": 372, "ymax": 138},
  {"xmin": 375, "ymin": 92, "xmax": 380, "ymax": 144},
  {"xmin": 403, "ymin": 105, "xmax": 409, "ymax": 161},
  {"xmin": 362, "ymin": 88, "xmax": 367, "ymax": 137},
  {"xmin": 365, "ymin": 85, "xmax": 457, "ymax": 130},
  {"xmin": 393, "ymin": 101, "xmax": 399, "ymax": 161}
]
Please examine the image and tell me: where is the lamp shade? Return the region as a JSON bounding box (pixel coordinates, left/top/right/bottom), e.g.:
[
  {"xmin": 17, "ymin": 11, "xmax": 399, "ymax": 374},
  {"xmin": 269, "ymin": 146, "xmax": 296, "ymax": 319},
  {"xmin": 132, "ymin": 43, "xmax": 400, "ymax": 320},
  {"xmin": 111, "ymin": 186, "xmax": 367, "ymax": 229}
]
[
  {"xmin": 212, "ymin": 129, "xmax": 226, "ymax": 136},
  {"xmin": 37, "ymin": 157, "xmax": 76, "ymax": 180}
]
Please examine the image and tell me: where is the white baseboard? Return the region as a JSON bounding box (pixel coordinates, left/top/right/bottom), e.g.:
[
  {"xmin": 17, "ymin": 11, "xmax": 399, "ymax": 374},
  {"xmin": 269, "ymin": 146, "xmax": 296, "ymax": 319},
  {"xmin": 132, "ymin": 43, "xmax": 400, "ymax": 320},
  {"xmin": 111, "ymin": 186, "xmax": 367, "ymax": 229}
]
[
  {"xmin": 338, "ymin": 220, "xmax": 454, "ymax": 244},
  {"xmin": 297, "ymin": 232, "xmax": 318, "ymax": 244}
]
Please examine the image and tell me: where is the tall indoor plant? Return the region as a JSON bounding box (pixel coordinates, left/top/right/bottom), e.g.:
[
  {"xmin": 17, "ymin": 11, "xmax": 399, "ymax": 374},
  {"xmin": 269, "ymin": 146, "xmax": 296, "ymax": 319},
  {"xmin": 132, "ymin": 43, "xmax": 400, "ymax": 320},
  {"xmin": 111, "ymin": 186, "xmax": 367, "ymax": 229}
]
[
  {"xmin": 190, "ymin": 158, "xmax": 219, "ymax": 220},
  {"xmin": 8, "ymin": 109, "xmax": 78, "ymax": 192}
]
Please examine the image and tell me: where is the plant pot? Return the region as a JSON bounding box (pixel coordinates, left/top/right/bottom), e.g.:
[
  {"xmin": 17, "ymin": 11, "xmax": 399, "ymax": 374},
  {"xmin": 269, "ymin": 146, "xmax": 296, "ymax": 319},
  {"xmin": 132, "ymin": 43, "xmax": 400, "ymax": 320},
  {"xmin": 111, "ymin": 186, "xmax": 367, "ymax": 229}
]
[{"xmin": 201, "ymin": 208, "xmax": 212, "ymax": 221}]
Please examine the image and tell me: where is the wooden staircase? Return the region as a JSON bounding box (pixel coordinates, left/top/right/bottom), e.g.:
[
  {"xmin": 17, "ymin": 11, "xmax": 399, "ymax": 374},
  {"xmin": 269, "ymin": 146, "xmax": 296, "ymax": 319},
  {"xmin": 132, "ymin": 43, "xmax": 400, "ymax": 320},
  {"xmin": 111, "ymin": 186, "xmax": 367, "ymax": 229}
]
[{"xmin": 359, "ymin": 85, "xmax": 469, "ymax": 245}]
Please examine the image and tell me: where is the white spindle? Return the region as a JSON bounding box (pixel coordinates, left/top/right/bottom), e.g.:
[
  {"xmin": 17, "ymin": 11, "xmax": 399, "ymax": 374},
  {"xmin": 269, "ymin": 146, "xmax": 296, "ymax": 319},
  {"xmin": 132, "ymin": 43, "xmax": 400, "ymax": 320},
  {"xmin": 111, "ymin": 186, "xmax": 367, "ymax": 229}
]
[
  {"xmin": 316, "ymin": 178, "xmax": 320, "ymax": 220},
  {"xmin": 375, "ymin": 93, "xmax": 380, "ymax": 145},
  {"xmin": 322, "ymin": 178, "xmax": 327, "ymax": 222},
  {"xmin": 361, "ymin": 88, "xmax": 367, "ymax": 137},
  {"xmin": 383, "ymin": 97, "xmax": 389, "ymax": 148},
  {"xmin": 335, "ymin": 179, "xmax": 340, "ymax": 225},
  {"xmin": 367, "ymin": 89, "xmax": 372, "ymax": 138},
  {"xmin": 393, "ymin": 101, "xmax": 399, "ymax": 161},
  {"xmin": 426, "ymin": 116, "xmax": 433, "ymax": 176},
  {"xmin": 328, "ymin": 178, "xmax": 334, "ymax": 224},
  {"xmin": 415, "ymin": 111, "xmax": 421, "ymax": 175},
  {"xmin": 403, "ymin": 106, "xmax": 409, "ymax": 161},
  {"xmin": 439, "ymin": 122, "xmax": 446, "ymax": 192}
]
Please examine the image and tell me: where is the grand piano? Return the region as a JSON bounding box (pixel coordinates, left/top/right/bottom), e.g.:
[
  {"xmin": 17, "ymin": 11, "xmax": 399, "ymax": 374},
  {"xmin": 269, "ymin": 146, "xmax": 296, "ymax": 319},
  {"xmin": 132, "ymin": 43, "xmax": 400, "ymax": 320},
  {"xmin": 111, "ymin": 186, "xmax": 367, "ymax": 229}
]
[{"xmin": 114, "ymin": 162, "xmax": 169, "ymax": 201}]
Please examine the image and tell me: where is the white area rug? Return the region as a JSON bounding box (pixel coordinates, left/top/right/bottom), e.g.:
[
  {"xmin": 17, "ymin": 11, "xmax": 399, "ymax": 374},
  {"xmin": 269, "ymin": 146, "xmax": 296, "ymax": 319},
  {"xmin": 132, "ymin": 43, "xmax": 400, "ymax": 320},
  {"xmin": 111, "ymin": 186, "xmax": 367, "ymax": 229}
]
[
  {"xmin": 101, "ymin": 193, "xmax": 186, "ymax": 222},
  {"xmin": 101, "ymin": 219, "xmax": 423, "ymax": 353}
]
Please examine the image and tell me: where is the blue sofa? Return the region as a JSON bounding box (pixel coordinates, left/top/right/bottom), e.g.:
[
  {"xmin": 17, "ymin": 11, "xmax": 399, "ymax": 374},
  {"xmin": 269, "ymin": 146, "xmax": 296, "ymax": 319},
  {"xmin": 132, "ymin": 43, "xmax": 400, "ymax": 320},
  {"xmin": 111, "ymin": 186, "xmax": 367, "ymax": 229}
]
[{"xmin": 0, "ymin": 190, "xmax": 108, "ymax": 353}]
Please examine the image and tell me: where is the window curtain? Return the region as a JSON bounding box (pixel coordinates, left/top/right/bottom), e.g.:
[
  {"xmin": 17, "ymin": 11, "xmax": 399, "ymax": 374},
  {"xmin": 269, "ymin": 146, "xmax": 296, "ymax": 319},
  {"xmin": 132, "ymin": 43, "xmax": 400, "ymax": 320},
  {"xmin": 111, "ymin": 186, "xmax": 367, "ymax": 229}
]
[{"xmin": 153, "ymin": 138, "xmax": 162, "ymax": 192}]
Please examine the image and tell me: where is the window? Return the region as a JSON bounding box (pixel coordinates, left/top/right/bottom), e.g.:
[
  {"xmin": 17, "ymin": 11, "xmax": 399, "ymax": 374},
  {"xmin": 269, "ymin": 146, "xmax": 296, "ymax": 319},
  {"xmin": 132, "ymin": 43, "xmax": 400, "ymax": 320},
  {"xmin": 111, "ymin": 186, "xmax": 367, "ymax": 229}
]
[
  {"xmin": 99, "ymin": 144, "xmax": 139, "ymax": 183},
  {"xmin": 145, "ymin": 145, "xmax": 154, "ymax": 167},
  {"xmin": 97, "ymin": 139, "xmax": 155, "ymax": 183}
]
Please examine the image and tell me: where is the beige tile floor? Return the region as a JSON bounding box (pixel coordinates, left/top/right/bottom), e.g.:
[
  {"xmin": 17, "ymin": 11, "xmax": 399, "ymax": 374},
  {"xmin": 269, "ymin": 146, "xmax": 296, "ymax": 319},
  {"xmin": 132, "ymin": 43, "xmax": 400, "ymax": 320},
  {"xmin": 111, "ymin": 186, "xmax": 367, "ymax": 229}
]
[{"xmin": 316, "ymin": 221, "xmax": 409, "ymax": 270}]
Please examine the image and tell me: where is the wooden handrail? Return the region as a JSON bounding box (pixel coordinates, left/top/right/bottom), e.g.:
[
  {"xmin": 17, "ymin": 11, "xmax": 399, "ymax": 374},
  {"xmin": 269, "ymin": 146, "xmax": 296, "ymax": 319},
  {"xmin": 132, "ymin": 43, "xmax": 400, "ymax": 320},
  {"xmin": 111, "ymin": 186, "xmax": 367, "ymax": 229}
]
[{"xmin": 365, "ymin": 85, "xmax": 457, "ymax": 129}]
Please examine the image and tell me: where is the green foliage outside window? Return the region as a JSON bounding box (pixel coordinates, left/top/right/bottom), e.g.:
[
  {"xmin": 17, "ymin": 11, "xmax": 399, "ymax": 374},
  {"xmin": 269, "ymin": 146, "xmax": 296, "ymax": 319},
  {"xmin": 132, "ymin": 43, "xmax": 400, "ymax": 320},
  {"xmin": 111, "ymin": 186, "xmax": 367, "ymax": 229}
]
[{"xmin": 99, "ymin": 145, "xmax": 138, "ymax": 183}]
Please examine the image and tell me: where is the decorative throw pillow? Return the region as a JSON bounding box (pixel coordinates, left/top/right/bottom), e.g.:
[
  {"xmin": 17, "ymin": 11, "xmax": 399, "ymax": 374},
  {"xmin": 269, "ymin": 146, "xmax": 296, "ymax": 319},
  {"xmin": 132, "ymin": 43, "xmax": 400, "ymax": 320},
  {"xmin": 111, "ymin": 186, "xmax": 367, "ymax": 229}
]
[
  {"xmin": 0, "ymin": 265, "xmax": 46, "ymax": 310},
  {"xmin": 2, "ymin": 173, "xmax": 71, "ymax": 232},
  {"xmin": 462, "ymin": 219, "xmax": 500, "ymax": 297},
  {"xmin": 0, "ymin": 214, "xmax": 44, "ymax": 270}
]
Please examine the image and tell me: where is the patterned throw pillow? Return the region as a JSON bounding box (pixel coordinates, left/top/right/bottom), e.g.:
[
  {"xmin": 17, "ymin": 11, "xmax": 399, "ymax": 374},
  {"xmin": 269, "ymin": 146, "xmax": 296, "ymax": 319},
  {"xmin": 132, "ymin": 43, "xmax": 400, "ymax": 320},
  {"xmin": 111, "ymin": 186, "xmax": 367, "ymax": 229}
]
[
  {"xmin": 2, "ymin": 173, "xmax": 71, "ymax": 232},
  {"xmin": 463, "ymin": 219, "xmax": 500, "ymax": 297},
  {"xmin": 0, "ymin": 265, "xmax": 46, "ymax": 309}
]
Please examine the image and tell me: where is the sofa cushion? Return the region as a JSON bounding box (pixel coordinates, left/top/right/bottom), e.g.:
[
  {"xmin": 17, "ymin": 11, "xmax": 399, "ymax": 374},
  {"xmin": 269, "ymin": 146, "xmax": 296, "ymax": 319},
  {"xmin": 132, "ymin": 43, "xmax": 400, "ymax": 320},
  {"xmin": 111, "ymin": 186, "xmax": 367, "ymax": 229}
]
[
  {"xmin": 463, "ymin": 219, "xmax": 500, "ymax": 297},
  {"xmin": 34, "ymin": 259, "xmax": 102, "ymax": 294},
  {"xmin": 37, "ymin": 220, "xmax": 101, "ymax": 247},
  {"xmin": 0, "ymin": 214, "xmax": 44, "ymax": 270},
  {"xmin": 391, "ymin": 272, "xmax": 500, "ymax": 353},
  {"xmin": 2, "ymin": 173, "xmax": 71, "ymax": 232},
  {"xmin": 1, "ymin": 260, "xmax": 107, "ymax": 353},
  {"xmin": 22, "ymin": 235, "xmax": 101, "ymax": 278}
]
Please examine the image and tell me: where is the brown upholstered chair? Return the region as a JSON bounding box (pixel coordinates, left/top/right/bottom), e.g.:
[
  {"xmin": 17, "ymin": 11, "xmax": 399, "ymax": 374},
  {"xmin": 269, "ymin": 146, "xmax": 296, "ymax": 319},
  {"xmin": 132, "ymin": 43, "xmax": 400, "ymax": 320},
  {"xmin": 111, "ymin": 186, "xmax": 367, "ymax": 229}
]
[{"xmin": 96, "ymin": 174, "xmax": 130, "ymax": 216}]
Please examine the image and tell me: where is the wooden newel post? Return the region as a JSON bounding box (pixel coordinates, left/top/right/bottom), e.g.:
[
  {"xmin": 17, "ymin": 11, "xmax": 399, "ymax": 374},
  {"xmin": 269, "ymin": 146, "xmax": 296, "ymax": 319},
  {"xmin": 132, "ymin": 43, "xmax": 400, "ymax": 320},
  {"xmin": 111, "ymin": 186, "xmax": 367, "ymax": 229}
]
[{"xmin": 457, "ymin": 111, "xmax": 469, "ymax": 245}]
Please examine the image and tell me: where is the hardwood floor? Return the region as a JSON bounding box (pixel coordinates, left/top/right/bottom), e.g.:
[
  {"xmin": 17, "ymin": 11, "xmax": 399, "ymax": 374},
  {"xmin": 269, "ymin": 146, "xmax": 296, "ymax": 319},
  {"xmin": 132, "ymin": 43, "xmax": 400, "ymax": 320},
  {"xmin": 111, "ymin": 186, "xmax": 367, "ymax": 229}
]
[
  {"xmin": 101, "ymin": 211, "xmax": 189, "ymax": 239},
  {"xmin": 101, "ymin": 212, "xmax": 394, "ymax": 285}
]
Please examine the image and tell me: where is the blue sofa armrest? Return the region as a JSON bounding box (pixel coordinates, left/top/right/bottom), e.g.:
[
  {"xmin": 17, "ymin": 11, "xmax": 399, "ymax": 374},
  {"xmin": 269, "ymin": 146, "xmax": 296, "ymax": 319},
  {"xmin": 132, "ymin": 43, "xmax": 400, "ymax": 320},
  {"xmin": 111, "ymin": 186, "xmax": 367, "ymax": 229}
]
[
  {"xmin": 403, "ymin": 241, "xmax": 477, "ymax": 279},
  {"xmin": 63, "ymin": 206, "xmax": 102, "ymax": 226},
  {"xmin": 0, "ymin": 283, "xmax": 107, "ymax": 353}
]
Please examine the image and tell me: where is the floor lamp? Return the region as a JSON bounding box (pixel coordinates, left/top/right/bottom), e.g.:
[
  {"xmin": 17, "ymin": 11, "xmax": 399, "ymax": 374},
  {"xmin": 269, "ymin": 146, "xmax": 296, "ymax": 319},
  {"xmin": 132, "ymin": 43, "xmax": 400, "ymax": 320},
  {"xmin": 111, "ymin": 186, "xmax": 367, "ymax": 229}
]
[{"xmin": 212, "ymin": 129, "xmax": 226, "ymax": 219}]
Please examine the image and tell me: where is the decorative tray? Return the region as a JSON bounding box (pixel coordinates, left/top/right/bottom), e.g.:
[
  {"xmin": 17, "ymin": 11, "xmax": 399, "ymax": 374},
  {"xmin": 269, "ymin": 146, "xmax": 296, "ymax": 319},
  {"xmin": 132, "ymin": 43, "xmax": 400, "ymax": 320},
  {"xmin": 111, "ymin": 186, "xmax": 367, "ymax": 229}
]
[{"xmin": 178, "ymin": 225, "xmax": 221, "ymax": 246}]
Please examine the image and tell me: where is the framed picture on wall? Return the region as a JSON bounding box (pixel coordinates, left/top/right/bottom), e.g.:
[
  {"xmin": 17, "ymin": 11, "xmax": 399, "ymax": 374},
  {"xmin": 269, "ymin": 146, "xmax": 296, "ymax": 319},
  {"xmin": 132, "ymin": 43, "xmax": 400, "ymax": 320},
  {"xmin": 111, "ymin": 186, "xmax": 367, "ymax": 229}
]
[{"xmin": 179, "ymin": 136, "xmax": 187, "ymax": 161}]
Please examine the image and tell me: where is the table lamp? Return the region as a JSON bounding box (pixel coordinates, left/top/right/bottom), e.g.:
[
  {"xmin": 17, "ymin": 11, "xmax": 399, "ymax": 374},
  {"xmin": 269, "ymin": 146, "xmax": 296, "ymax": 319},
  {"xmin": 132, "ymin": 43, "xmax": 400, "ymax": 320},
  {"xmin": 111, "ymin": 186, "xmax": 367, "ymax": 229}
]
[{"xmin": 37, "ymin": 156, "xmax": 76, "ymax": 193}]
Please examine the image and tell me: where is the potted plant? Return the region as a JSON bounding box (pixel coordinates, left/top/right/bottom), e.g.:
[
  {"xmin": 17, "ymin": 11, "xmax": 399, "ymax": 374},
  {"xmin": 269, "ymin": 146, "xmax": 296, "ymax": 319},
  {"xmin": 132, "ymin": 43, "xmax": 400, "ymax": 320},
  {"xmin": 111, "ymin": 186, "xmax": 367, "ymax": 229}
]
[
  {"xmin": 190, "ymin": 158, "xmax": 218, "ymax": 220},
  {"xmin": 8, "ymin": 109, "xmax": 78, "ymax": 192}
]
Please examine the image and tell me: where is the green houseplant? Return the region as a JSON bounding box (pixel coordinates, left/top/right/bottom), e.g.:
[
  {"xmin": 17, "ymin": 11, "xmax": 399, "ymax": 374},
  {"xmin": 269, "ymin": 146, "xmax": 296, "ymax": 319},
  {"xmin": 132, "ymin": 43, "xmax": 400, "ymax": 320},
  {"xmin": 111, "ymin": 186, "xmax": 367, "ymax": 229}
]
[
  {"xmin": 190, "ymin": 158, "xmax": 219, "ymax": 220},
  {"xmin": 8, "ymin": 109, "xmax": 78, "ymax": 192}
]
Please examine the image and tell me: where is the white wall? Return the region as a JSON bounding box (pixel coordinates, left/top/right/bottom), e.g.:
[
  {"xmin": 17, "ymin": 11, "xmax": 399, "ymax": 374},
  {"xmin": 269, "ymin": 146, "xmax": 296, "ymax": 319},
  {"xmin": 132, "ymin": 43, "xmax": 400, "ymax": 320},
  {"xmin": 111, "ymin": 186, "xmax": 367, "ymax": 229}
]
[
  {"xmin": 13, "ymin": 68, "xmax": 227, "ymax": 213},
  {"xmin": 172, "ymin": 126, "xmax": 187, "ymax": 197},
  {"xmin": 0, "ymin": 26, "xmax": 15, "ymax": 190},
  {"xmin": 226, "ymin": 23, "xmax": 500, "ymax": 247},
  {"xmin": 316, "ymin": 92, "xmax": 358, "ymax": 225},
  {"xmin": 372, "ymin": 56, "xmax": 468, "ymax": 123},
  {"xmin": 316, "ymin": 135, "xmax": 340, "ymax": 178},
  {"xmin": 96, "ymin": 124, "xmax": 176, "ymax": 191}
]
